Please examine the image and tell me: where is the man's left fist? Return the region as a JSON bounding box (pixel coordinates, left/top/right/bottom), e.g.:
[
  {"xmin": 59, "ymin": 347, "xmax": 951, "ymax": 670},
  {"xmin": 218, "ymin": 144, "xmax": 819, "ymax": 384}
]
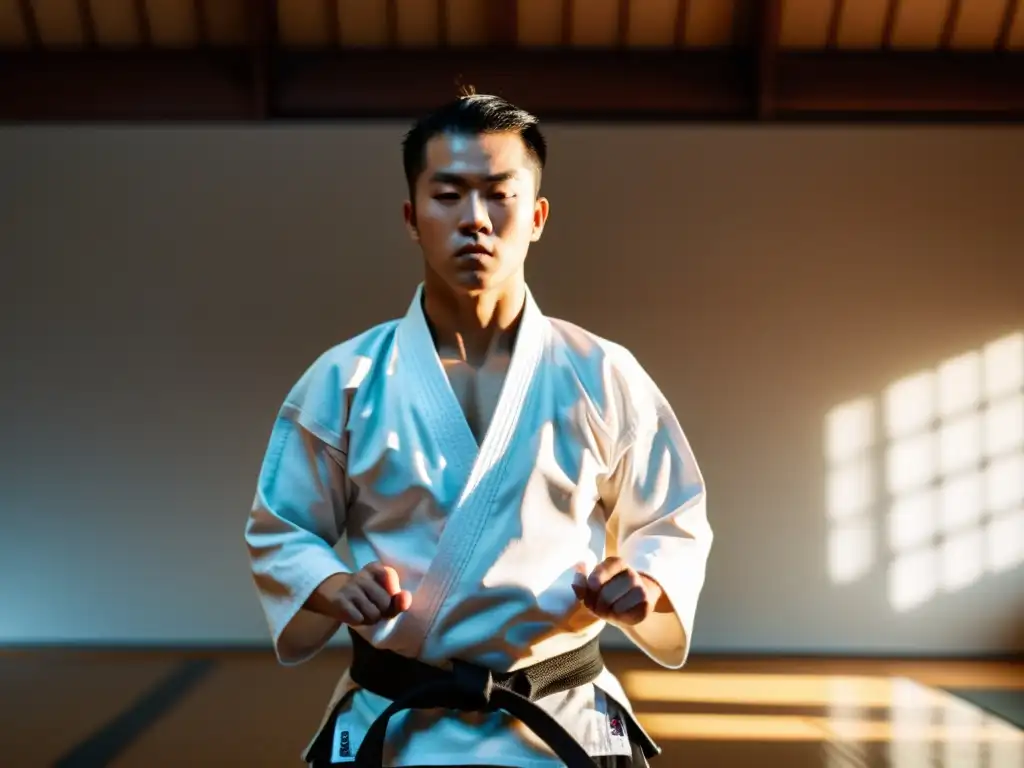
[{"xmin": 572, "ymin": 557, "xmax": 669, "ymax": 626}]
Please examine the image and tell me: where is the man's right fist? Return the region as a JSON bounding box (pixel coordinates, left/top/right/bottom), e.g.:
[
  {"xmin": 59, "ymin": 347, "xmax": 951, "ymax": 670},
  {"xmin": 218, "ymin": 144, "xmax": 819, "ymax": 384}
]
[{"xmin": 310, "ymin": 564, "xmax": 412, "ymax": 626}]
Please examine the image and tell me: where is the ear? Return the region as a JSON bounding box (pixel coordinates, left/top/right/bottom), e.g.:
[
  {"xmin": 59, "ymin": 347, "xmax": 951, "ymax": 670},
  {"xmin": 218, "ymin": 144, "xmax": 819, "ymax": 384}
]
[
  {"xmin": 530, "ymin": 196, "xmax": 550, "ymax": 243},
  {"xmin": 403, "ymin": 200, "xmax": 419, "ymax": 242}
]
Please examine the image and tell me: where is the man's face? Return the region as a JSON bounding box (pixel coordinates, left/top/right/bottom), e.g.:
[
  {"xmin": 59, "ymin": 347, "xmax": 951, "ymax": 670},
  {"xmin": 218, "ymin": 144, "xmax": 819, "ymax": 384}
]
[{"xmin": 404, "ymin": 131, "xmax": 549, "ymax": 296}]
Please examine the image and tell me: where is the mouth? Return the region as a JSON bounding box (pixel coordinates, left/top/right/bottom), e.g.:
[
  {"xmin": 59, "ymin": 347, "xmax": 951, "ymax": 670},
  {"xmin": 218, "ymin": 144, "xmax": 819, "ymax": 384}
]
[{"xmin": 455, "ymin": 245, "xmax": 493, "ymax": 259}]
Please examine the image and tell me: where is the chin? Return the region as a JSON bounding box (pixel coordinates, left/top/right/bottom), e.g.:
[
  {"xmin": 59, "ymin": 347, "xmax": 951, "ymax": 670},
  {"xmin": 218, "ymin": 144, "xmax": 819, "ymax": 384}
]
[{"xmin": 450, "ymin": 269, "xmax": 496, "ymax": 293}]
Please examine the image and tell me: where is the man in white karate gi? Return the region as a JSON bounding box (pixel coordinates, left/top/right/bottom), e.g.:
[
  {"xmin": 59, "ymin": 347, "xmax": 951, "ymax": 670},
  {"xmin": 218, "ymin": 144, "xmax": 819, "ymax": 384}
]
[{"xmin": 245, "ymin": 90, "xmax": 713, "ymax": 768}]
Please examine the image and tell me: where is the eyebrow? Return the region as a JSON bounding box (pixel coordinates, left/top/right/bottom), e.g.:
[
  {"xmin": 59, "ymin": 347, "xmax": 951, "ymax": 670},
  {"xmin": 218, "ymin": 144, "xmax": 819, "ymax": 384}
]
[{"xmin": 429, "ymin": 171, "xmax": 517, "ymax": 186}]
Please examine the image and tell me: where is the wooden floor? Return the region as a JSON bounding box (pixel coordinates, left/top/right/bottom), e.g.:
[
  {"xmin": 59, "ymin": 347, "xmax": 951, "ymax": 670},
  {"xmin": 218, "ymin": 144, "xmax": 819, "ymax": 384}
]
[{"xmin": 1, "ymin": 648, "xmax": 1021, "ymax": 767}]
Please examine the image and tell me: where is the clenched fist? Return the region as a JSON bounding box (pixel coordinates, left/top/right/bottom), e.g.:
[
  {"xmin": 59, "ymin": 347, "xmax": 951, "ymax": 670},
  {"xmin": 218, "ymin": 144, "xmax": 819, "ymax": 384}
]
[
  {"xmin": 307, "ymin": 563, "xmax": 412, "ymax": 626},
  {"xmin": 572, "ymin": 557, "xmax": 669, "ymax": 626}
]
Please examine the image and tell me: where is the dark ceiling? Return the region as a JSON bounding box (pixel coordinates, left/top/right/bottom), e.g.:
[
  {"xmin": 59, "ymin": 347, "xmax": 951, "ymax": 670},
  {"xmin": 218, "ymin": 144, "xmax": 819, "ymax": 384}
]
[{"xmin": 1, "ymin": 0, "xmax": 1022, "ymax": 121}]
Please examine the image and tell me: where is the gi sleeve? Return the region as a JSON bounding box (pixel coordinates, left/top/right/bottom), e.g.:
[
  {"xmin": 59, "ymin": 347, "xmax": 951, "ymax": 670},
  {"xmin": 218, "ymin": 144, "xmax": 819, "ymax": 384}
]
[
  {"xmin": 603, "ymin": 369, "xmax": 713, "ymax": 670},
  {"xmin": 245, "ymin": 402, "xmax": 352, "ymax": 665}
]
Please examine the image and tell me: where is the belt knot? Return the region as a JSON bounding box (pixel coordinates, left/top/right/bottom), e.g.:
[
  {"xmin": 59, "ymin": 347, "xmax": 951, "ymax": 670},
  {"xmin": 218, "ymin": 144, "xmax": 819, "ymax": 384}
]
[{"xmin": 451, "ymin": 659, "xmax": 494, "ymax": 709}]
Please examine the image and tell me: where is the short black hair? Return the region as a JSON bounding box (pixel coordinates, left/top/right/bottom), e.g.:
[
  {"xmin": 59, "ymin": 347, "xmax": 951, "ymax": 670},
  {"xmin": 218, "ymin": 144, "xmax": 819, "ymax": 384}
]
[{"xmin": 401, "ymin": 86, "xmax": 547, "ymax": 199}]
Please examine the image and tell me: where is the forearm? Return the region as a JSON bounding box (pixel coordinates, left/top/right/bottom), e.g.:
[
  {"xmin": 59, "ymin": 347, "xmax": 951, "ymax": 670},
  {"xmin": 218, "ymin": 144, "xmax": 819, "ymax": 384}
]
[
  {"xmin": 640, "ymin": 573, "xmax": 673, "ymax": 613},
  {"xmin": 302, "ymin": 572, "xmax": 352, "ymax": 619}
]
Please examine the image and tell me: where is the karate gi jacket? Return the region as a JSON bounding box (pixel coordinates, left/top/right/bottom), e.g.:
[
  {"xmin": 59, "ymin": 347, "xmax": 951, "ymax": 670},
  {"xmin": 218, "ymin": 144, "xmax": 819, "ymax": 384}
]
[{"xmin": 246, "ymin": 284, "xmax": 713, "ymax": 766}]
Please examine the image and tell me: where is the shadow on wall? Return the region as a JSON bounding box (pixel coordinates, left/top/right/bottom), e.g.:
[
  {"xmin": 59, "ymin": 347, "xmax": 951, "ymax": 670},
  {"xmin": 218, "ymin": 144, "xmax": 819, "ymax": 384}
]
[{"xmin": 825, "ymin": 331, "xmax": 1024, "ymax": 616}]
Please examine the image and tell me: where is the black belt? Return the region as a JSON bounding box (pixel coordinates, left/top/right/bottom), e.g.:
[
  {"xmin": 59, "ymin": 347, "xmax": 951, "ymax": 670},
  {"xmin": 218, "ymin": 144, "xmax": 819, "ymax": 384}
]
[{"xmin": 308, "ymin": 628, "xmax": 657, "ymax": 767}]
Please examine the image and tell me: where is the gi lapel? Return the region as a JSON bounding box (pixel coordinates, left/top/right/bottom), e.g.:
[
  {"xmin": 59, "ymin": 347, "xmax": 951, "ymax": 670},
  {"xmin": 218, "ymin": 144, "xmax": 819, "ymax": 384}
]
[{"xmin": 395, "ymin": 283, "xmax": 548, "ymax": 651}]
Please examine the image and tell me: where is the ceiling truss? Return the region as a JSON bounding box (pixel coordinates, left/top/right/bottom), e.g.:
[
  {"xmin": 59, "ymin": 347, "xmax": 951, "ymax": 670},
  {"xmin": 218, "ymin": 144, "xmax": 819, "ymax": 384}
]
[{"xmin": 1, "ymin": 0, "xmax": 1022, "ymax": 122}]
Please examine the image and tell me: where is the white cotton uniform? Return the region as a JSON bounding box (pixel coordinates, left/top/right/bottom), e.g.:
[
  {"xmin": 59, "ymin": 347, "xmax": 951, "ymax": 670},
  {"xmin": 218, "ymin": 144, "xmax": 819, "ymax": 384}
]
[{"xmin": 245, "ymin": 284, "xmax": 713, "ymax": 766}]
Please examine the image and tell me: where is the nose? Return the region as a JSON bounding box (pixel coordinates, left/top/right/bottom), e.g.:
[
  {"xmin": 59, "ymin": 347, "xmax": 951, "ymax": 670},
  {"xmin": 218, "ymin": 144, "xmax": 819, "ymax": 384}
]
[{"xmin": 458, "ymin": 191, "xmax": 492, "ymax": 235}]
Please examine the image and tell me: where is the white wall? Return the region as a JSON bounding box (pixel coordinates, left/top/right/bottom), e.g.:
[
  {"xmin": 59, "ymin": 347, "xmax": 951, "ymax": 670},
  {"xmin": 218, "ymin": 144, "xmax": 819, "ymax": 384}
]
[{"xmin": 1, "ymin": 124, "xmax": 1022, "ymax": 655}]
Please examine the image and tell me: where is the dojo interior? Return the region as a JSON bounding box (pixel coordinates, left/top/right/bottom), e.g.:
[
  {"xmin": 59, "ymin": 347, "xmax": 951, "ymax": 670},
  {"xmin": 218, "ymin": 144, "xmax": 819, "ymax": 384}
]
[{"xmin": 2, "ymin": 1, "xmax": 1023, "ymax": 767}]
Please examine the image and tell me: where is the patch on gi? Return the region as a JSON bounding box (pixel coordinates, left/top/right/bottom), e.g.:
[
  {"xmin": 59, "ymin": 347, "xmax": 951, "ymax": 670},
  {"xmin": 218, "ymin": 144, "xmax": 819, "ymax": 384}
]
[
  {"xmin": 334, "ymin": 729, "xmax": 353, "ymax": 760},
  {"xmin": 609, "ymin": 716, "xmax": 625, "ymax": 738},
  {"xmin": 329, "ymin": 713, "xmax": 368, "ymax": 764},
  {"xmin": 606, "ymin": 712, "xmax": 630, "ymax": 753}
]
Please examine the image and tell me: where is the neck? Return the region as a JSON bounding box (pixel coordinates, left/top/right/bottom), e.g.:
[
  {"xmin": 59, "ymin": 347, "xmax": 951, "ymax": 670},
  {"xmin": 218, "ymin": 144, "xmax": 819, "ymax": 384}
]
[{"xmin": 422, "ymin": 273, "xmax": 526, "ymax": 365}]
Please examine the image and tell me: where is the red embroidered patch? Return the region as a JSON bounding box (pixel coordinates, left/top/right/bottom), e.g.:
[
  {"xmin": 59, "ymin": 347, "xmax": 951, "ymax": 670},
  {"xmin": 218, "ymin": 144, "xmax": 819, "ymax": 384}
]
[{"xmin": 609, "ymin": 716, "xmax": 624, "ymax": 737}]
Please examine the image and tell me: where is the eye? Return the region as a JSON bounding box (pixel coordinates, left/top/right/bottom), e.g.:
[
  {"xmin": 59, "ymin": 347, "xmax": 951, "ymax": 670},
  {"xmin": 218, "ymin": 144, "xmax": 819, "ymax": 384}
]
[
  {"xmin": 433, "ymin": 192, "xmax": 460, "ymax": 201},
  {"xmin": 489, "ymin": 190, "xmax": 516, "ymax": 201}
]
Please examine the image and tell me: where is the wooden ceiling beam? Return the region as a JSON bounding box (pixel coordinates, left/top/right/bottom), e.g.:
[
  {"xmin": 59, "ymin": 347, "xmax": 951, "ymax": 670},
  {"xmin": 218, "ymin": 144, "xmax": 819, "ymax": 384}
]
[
  {"xmin": 194, "ymin": 0, "xmax": 209, "ymax": 47},
  {"xmin": 78, "ymin": 0, "xmax": 97, "ymax": 48},
  {"xmin": 0, "ymin": 51, "xmax": 251, "ymax": 119},
  {"xmin": 248, "ymin": 0, "xmax": 277, "ymax": 119},
  {"xmin": 561, "ymin": 0, "xmax": 574, "ymax": 46},
  {"xmin": 1, "ymin": 49, "xmax": 1022, "ymax": 122},
  {"xmin": 437, "ymin": 0, "xmax": 449, "ymax": 47},
  {"xmin": 279, "ymin": 49, "xmax": 747, "ymax": 118},
  {"xmin": 826, "ymin": 0, "xmax": 844, "ymax": 49},
  {"xmin": 940, "ymin": 0, "xmax": 963, "ymax": 50},
  {"xmin": 386, "ymin": 0, "xmax": 399, "ymax": 46},
  {"xmin": 617, "ymin": 0, "xmax": 631, "ymax": 48},
  {"xmin": 997, "ymin": 0, "xmax": 1019, "ymax": 50},
  {"xmin": 777, "ymin": 50, "xmax": 1024, "ymax": 115},
  {"xmin": 134, "ymin": 0, "xmax": 152, "ymax": 47},
  {"xmin": 755, "ymin": 0, "xmax": 783, "ymax": 119},
  {"xmin": 17, "ymin": 0, "xmax": 41, "ymax": 49},
  {"xmin": 673, "ymin": 0, "xmax": 689, "ymax": 46},
  {"xmin": 324, "ymin": 0, "xmax": 340, "ymax": 47},
  {"xmin": 486, "ymin": 0, "xmax": 518, "ymax": 46},
  {"xmin": 881, "ymin": 0, "xmax": 900, "ymax": 49}
]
